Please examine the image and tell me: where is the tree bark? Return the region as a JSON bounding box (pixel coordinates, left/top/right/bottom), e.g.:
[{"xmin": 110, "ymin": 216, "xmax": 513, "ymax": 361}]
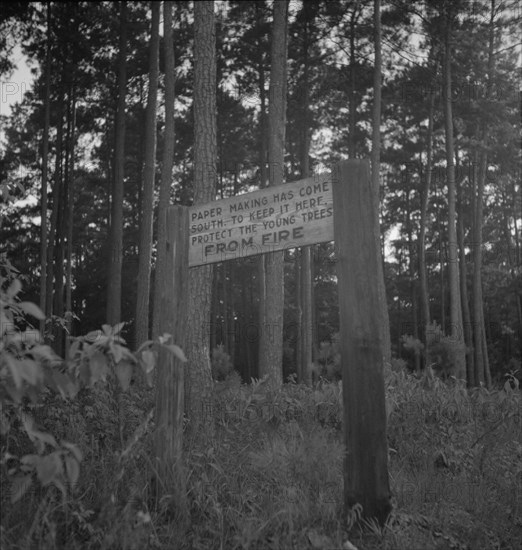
[
  {"xmin": 256, "ymin": 0, "xmax": 268, "ymax": 380},
  {"xmin": 152, "ymin": 0, "xmax": 176, "ymax": 339},
  {"xmin": 135, "ymin": 1, "xmax": 160, "ymax": 347},
  {"xmin": 257, "ymin": 0, "xmax": 289, "ymax": 389},
  {"xmin": 298, "ymin": 1, "xmax": 312, "ymax": 385},
  {"xmin": 55, "ymin": 77, "xmax": 76, "ymax": 354},
  {"xmin": 440, "ymin": 231, "xmax": 446, "ymax": 335},
  {"xmin": 154, "ymin": 206, "xmax": 188, "ymax": 523},
  {"xmin": 46, "ymin": 75, "xmax": 66, "ymax": 353},
  {"xmin": 348, "ymin": 7, "xmax": 358, "ymax": 159},
  {"xmin": 107, "ymin": 1, "xmax": 127, "ymax": 327},
  {"xmin": 39, "ymin": 3, "xmax": 51, "ymax": 337},
  {"xmin": 334, "ymin": 160, "xmax": 392, "ymax": 527},
  {"xmin": 457, "ymin": 167, "xmax": 474, "ymax": 386},
  {"xmin": 371, "ymin": 0, "xmax": 392, "ymax": 367},
  {"xmin": 406, "ymin": 190, "xmax": 420, "ymax": 373},
  {"xmin": 65, "ymin": 85, "xmax": 76, "ymax": 356},
  {"xmin": 472, "ymin": 0, "xmax": 496, "ymax": 389},
  {"xmin": 473, "ymin": 152, "xmax": 487, "ymax": 386},
  {"xmin": 45, "ymin": 81, "xmax": 64, "ymax": 324},
  {"xmin": 185, "ymin": 0, "xmax": 217, "ymax": 435},
  {"xmin": 419, "ymin": 88, "xmax": 434, "ymax": 364},
  {"xmin": 443, "ymin": 4, "xmax": 465, "ymax": 381}
]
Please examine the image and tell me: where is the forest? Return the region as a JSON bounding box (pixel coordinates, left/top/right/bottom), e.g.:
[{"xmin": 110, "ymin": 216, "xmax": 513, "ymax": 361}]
[{"xmin": 0, "ymin": 1, "xmax": 521, "ymax": 549}]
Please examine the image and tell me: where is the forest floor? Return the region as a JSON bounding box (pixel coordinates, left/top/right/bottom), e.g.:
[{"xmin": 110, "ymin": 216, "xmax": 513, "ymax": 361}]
[{"xmin": 1, "ymin": 369, "xmax": 521, "ymax": 549}]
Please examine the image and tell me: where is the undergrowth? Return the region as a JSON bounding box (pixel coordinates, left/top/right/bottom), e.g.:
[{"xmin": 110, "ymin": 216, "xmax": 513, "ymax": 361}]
[{"xmin": 1, "ymin": 369, "xmax": 521, "ymax": 549}]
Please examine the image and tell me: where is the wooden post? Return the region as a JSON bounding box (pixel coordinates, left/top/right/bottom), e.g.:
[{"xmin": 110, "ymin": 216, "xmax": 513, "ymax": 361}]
[
  {"xmin": 154, "ymin": 205, "xmax": 188, "ymax": 520},
  {"xmin": 332, "ymin": 160, "xmax": 392, "ymax": 526}
]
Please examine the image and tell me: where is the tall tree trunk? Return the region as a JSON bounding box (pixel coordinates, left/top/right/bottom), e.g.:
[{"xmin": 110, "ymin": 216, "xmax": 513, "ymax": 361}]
[
  {"xmin": 154, "ymin": 206, "xmax": 188, "ymax": 523},
  {"xmin": 254, "ymin": 2, "xmax": 268, "ymax": 189},
  {"xmin": 348, "ymin": 8, "xmax": 357, "ymax": 159},
  {"xmin": 185, "ymin": 0, "xmax": 217, "ymax": 435},
  {"xmin": 256, "ymin": 0, "xmax": 268, "ymax": 380},
  {"xmin": 443, "ymin": 4, "xmax": 465, "ymax": 381},
  {"xmin": 152, "ymin": 0, "xmax": 176, "ymax": 339},
  {"xmin": 371, "ymin": 0, "xmax": 391, "ymax": 367},
  {"xmin": 107, "ymin": 1, "xmax": 127, "ymax": 327},
  {"xmin": 257, "ymin": 0, "xmax": 289, "ymax": 389},
  {"xmin": 473, "ymin": 152, "xmax": 487, "ymax": 386},
  {"xmin": 227, "ymin": 264, "xmax": 236, "ymax": 365},
  {"xmin": 298, "ymin": 1, "xmax": 312, "ymax": 385},
  {"xmin": 472, "ymin": 0, "xmax": 496, "ymax": 388},
  {"xmin": 406, "ymin": 190, "xmax": 420, "ymax": 373},
  {"xmin": 65, "ymin": 85, "xmax": 76, "ymax": 356},
  {"xmin": 54, "ymin": 116, "xmax": 68, "ymax": 355},
  {"xmin": 135, "ymin": 1, "xmax": 160, "ymax": 347},
  {"xmin": 295, "ymin": 250, "xmax": 302, "ymax": 380},
  {"xmin": 457, "ymin": 164, "xmax": 474, "ymax": 386},
  {"xmin": 515, "ymin": 298, "xmax": 522, "ymax": 366},
  {"xmin": 419, "ymin": 88, "xmax": 434, "ymax": 364},
  {"xmin": 440, "ymin": 233, "xmax": 446, "ymax": 335},
  {"xmin": 513, "ymin": 179, "xmax": 520, "ymax": 267},
  {"xmin": 46, "ymin": 79, "xmax": 65, "ymax": 351},
  {"xmin": 39, "ymin": 3, "xmax": 51, "ymax": 337},
  {"xmin": 55, "ymin": 78, "xmax": 76, "ymax": 354},
  {"xmin": 220, "ymin": 262, "xmax": 226, "ymax": 355},
  {"xmin": 514, "ymin": 179, "xmax": 522, "ymax": 362}
]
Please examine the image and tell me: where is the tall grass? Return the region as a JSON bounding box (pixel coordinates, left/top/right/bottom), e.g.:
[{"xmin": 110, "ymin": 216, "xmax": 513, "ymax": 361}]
[{"xmin": 1, "ymin": 370, "xmax": 521, "ymax": 549}]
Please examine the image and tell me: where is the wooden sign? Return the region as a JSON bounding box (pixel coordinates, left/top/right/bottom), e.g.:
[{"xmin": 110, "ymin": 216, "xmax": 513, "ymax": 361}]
[
  {"xmin": 189, "ymin": 173, "xmax": 333, "ymax": 267},
  {"xmin": 158, "ymin": 160, "xmax": 391, "ymax": 527}
]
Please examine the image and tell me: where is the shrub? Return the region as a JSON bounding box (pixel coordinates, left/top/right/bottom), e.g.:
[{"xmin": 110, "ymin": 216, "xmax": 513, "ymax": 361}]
[
  {"xmin": 390, "ymin": 357, "xmax": 408, "ymax": 373},
  {"xmin": 425, "ymin": 322, "xmax": 465, "ymax": 380},
  {"xmin": 400, "ymin": 334, "xmax": 424, "ymax": 372},
  {"xmin": 211, "ymin": 344, "xmax": 234, "ymax": 381},
  {"xmin": 314, "ymin": 333, "xmax": 341, "ymax": 381},
  {"xmin": 0, "ymin": 266, "xmax": 184, "ymax": 509}
]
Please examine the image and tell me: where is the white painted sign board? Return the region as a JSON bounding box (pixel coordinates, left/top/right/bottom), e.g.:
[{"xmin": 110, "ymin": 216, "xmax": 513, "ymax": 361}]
[{"xmin": 189, "ymin": 173, "xmax": 333, "ymax": 267}]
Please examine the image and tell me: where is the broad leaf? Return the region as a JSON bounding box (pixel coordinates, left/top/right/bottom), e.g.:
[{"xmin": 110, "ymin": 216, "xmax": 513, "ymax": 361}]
[
  {"xmin": 5, "ymin": 355, "xmax": 22, "ymax": 388},
  {"xmin": 6, "ymin": 279, "xmax": 22, "ymax": 298},
  {"xmin": 84, "ymin": 330, "xmax": 102, "ymax": 343},
  {"xmin": 18, "ymin": 302, "xmax": 45, "ymax": 320},
  {"xmin": 89, "ymin": 351, "xmax": 109, "ymax": 384},
  {"xmin": 64, "ymin": 455, "xmax": 80, "ymax": 486},
  {"xmin": 62, "ymin": 442, "xmax": 83, "ymax": 462},
  {"xmin": 30, "ymin": 344, "xmax": 56, "ymax": 362},
  {"xmin": 115, "ymin": 360, "xmax": 134, "ymax": 391},
  {"xmin": 23, "ymin": 415, "xmax": 58, "ymax": 448},
  {"xmin": 136, "ymin": 340, "xmax": 154, "ymax": 353},
  {"xmin": 18, "ymin": 359, "xmax": 42, "ymax": 386},
  {"xmin": 20, "ymin": 454, "xmax": 39, "ymax": 468},
  {"xmin": 141, "ymin": 350, "xmax": 156, "ymax": 373},
  {"xmin": 110, "ymin": 341, "xmax": 123, "ymax": 363},
  {"xmin": 68, "ymin": 339, "xmax": 81, "ymax": 359},
  {"xmin": 112, "ymin": 322, "xmax": 125, "ymax": 335},
  {"xmin": 79, "ymin": 358, "xmax": 91, "ymax": 386},
  {"xmin": 35, "ymin": 453, "xmax": 62, "ymax": 486},
  {"xmin": 163, "ymin": 344, "xmax": 187, "ymax": 362}
]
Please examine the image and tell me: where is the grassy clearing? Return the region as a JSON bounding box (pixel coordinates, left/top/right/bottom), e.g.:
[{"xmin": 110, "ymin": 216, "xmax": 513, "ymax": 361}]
[{"xmin": 1, "ymin": 370, "xmax": 521, "ymax": 549}]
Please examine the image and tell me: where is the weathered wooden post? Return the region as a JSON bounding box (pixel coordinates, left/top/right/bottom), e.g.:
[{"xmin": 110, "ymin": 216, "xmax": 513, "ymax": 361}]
[
  {"xmin": 332, "ymin": 159, "xmax": 392, "ymax": 526},
  {"xmin": 154, "ymin": 205, "xmax": 189, "ymax": 519}
]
